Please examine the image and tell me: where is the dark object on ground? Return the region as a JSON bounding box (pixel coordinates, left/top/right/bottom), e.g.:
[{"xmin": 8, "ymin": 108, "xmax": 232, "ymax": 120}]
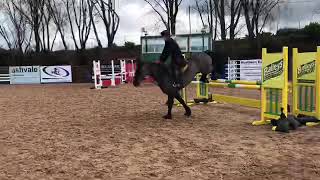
[
  {"xmin": 272, "ymin": 119, "xmax": 290, "ymax": 133},
  {"xmin": 296, "ymin": 115, "xmax": 320, "ymax": 125},
  {"xmin": 287, "ymin": 115, "xmax": 301, "ymax": 130},
  {"xmin": 272, "ymin": 108, "xmax": 290, "ymax": 133},
  {"xmin": 271, "ymin": 109, "xmax": 319, "ymax": 133}
]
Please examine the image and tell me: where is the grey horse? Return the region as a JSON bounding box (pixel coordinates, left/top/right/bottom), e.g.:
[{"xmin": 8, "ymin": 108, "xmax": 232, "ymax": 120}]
[{"xmin": 133, "ymin": 52, "xmax": 213, "ymax": 119}]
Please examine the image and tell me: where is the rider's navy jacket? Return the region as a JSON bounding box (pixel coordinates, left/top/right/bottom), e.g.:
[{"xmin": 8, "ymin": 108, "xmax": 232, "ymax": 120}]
[{"xmin": 160, "ymin": 38, "xmax": 184, "ymax": 65}]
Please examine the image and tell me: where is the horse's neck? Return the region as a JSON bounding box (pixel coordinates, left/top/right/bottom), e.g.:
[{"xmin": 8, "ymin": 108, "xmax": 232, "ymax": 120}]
[
  {"xmin": 150, "ymin": 65, "xmax": 167, "ymax": 82},
  {"xmin": 150, "ymin": 62, "xmax": 197, "ymax": 87},
  {"xmin": 182, "ymin": 61, "xmax": 197, "ymax": 86}
]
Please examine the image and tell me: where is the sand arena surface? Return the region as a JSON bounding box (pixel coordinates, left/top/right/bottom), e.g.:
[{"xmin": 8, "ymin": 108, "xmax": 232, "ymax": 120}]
[{"xmin": 0, "ymin": 84, "xmax": 319, "ymax": 180}]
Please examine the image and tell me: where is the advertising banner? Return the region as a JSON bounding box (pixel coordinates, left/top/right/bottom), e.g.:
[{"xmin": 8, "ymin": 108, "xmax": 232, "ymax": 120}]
[
  {"xmin": 40, "ymin": 65, "xmax": 72, "ymax": 83},
  {"xmin": 10, "ymin": 66, "xmax": 41, "ymax": 84},
  {"xmin": 239, "ymin": 59, "xmax": 262, "ymax": 81}
]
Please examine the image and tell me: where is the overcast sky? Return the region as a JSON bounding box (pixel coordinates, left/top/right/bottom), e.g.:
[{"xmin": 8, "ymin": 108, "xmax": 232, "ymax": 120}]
[
  {"xmin": 111, "ymin": 0, "xmax": 320, "ymax": 44},
  {"xmin": 1, "ymin": 0, "xmax": 320, "ymax": 50}
]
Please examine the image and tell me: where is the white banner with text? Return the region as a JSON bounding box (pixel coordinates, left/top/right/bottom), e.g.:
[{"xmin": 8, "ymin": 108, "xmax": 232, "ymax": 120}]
[
  {"xmin": 10, "ymin": 66, "xmax": 41, "ymax": 84},
  {"xmin": 40, "ymin": 65, "xmax": 72, "ymax": 83}
]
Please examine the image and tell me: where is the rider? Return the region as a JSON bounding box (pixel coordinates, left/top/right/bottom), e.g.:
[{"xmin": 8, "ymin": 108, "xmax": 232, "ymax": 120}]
[{"xmin": 159, "ymin": 30, "xmax": 188, "ymax": 88}]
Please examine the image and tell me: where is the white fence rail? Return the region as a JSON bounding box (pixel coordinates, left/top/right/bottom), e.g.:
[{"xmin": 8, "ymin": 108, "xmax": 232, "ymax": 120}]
[{"xmin": 0, "ymin": 67, "xmax": 10, "ymax": 84}]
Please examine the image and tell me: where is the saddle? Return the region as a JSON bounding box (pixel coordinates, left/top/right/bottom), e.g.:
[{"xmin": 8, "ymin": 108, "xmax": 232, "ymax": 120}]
[
  {"xmin": 181, "ymin": 64, "xmax": 189, "ymax": 73},
  {"xmin": 179, "ymin": 56, "xmax": 189, "ymax": 73}
]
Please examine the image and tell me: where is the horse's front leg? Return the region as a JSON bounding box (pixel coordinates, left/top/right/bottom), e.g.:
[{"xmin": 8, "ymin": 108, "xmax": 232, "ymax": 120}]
[
  {"xmin": 200, "ymin": 73, "xmax": 209, "ymax": 83},
  {"xmin": 163, "ymin": 95, "xmax": 174, "ymax": 119},
  {"xmin": 165, "ymin": 98, "xmax": 169, "ymax": 105},
  {"xmin": 175, "ymin": 93, "xmax": 191, "ymax": 117}
]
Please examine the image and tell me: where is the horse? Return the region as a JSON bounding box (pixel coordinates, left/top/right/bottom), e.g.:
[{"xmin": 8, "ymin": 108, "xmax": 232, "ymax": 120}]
[{"xmin": 133, "ymin": 52, "xmax": 213, "ymax": 119}]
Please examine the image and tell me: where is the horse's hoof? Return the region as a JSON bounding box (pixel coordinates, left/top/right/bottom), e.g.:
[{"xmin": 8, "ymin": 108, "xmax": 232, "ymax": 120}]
[
  {"xmin": 184, "ymin": 110, "xmax": 192, "ymax": 117},
  {"xmin": 163, "ymin": 115, "xmax": 172, "ymax": 119}
]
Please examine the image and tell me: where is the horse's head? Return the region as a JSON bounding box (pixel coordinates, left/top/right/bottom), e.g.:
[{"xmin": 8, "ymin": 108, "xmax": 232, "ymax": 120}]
[{"xmin": 133, "ymin": 60, "xmax": 151, "ymax": 87}]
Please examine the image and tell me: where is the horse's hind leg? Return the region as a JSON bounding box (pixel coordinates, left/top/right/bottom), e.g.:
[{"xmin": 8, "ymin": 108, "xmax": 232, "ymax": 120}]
[
  {"xmin": 200, "ymin": 73, "xmax": 209, "ymax": 83},
  {"xmin": 163, "ymin": 95, "xmax": 174, "ymax": 119},
  {"xmin": 175, "ymin": 94, "xmax": 191, "ymax": 117}
]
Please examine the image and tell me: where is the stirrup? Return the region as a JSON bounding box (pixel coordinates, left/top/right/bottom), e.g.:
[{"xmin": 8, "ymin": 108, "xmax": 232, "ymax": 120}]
[{"xmin": 173, "ymin": 82, "xmax": 182, "ymax": 88}]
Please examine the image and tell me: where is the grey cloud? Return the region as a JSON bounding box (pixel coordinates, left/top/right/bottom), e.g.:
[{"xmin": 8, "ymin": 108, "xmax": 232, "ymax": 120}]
[{"xmin": 278, "ymin": 0, "xmax": 320, "ymax": 27}]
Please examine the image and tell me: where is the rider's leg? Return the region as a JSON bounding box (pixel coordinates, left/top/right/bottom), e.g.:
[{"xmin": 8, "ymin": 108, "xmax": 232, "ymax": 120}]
[
  {"xmin": 175, "ymin": 67, "xmax": 183, "ymax": 85},
  {"xmin": 170, "ymin": 64, "xmax": 176, "ymax": 82},
  {"xmin": 171, "ymin": 64, "xmax": 182, "ymax": 87},
  {"xmin": 174, "ymin": 57, "xmax": 187, "ymax": 87}
]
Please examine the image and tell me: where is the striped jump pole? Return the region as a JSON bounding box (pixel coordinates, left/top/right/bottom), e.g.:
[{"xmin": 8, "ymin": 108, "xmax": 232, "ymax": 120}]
[
  {"xmin": 93, "ymin": 60, "xmax": 103, "ymax": 89},
  {"xmin": 111, "ymin": 60, "xmax": 116, "ymax": 86},
  {"xmin": 192, "ymin": 81, "xmax": 261, "ymax": 89},
  {"xmin": 120, "ymin": 60, "xmax": 127, "ymax": 83},
  {"xmin": 208, "ymin": 82, "xmax": 261, "ymax": 90},
  {"xmin": 212, "ymin": 79, "xmax": 261, "ymax": 85}
]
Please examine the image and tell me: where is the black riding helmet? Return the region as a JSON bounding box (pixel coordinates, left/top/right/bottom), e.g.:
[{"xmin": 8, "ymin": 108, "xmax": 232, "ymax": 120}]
[{"xmin": 160, "ymin": 30, "xmax": 170, "ymax": 37}]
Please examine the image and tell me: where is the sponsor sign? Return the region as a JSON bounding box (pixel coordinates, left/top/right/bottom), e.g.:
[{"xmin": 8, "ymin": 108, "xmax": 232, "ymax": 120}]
[
  {"xmin": 10, "ymin": 66, "xmax": 41, "ymax": 84},
  {"xmin": 239, "ymin": 59, "xmax": 262, "ymax": 80},
  {"xmin": 239, "ymin": 59, "xmax": 262, "ymax": 66},
  {"xmin": 240, "ymin": 72, "xmax": 262, "ymax": 81},
  {"xmin": 263, "ymin": 59, "xmax": 284, "ymax": 82},
  {"xmin": 40, "ymin": 66, "xmax": 72, "ymax": 83},
  {"xmin": 298, "ymin": 60, "xmax": 315, "ymax": 78}
]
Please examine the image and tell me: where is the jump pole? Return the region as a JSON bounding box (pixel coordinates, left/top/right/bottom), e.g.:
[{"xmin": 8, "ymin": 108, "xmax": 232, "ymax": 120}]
[
  {"xmin": 131, "ymin": 59, "xmax": 135, "ymax": 81},
  {"xmin": 191, "ymin": 47, "xmax": 289, "ymax": 129},
  {"xmin": 126, "ymin": 59, "xmax": 135, "ymax": 83},
  {"xmin": 207, "ymin": 82, "xmax": 261, "ymax": 89},
  {"xmin": 111, "ymin": 60, "xmax": 116, "ymax": 86},
  {"xmin": 212, "ymin": 79, "xmax": 261, "ymax": 85},
  {"xmin": 120, "ymin": 60, "xmax": 126, "ymax": 83},
  {"xmin": 93, "ymin": 60, "xmax": 103, "ymax": 89}
]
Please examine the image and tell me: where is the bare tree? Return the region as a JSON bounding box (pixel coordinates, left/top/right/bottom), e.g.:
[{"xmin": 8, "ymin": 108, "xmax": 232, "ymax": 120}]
[
  {"xmin": 214, "ymin": 0, "xmax": 242, "ymax": 40},
  {"xmin": 13, "ymin": 0, "xmax": 45, "ymax": 53},
  {"xmin": 92, "ymin": 0, "xmax": 120, "ymax": 47},
  {"xmin": 65, "ymin": 0, "xmax": 93, "ymax": 50},
  {"xmin": 0, "ymin": 26, "xmax": 13, "ymax": 50},
  {"xmin": 214, "ymin": 0, "xmax": 226, "ymax": 40},
  {"xmin": 194, "ymin": 0, "xmax": 218, "ymax": 40},
  {"xmin": 195, "ymin": 0, "xmax": 241, "ymax": 40},
  {"xmin": 195, "ymin": 0, "xmax": 208, "ymax": 30},
  {"xmin": 228, "ymin": 0, "xmax": 242, "ymax": 40},
  {"xmin": 0, "ymin": 0, "xmax": 31, "ymax": 53},
  {"xmin": 40, "ymin": 2, "xmax": 56, "ymax": 51},
  {"xmin": 143, "ymin": 0, "xmax": 183, "ymax": 35},
  {"xmin": 88, "ymin": 0, "xmax": 103, "ymax": 48},
  {"xmin": 47, "ymin": 0, "xmax": 69, "ymax": 50},
  {"xmin": 241, "ymin": 0, "xmax": 280, "ymax": 40}
]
